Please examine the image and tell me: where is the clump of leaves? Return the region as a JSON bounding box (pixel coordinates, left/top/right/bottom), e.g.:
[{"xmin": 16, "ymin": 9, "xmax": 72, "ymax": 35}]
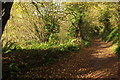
[{"xmin": 2, "ymin": 41, "xmax": 22, "ymax": 53}]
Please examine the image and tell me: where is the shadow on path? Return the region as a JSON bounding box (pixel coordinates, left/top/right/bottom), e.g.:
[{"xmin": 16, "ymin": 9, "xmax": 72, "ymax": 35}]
[{"xmin": 2, "ymin": 38, "xmax": 120, "ymax": 79}]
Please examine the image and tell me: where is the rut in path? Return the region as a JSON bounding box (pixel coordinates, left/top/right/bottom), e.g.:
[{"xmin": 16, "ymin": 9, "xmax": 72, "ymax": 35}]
[{"xmin": 21, "ymin": 38, "xmax": 119, "ymax": 79}]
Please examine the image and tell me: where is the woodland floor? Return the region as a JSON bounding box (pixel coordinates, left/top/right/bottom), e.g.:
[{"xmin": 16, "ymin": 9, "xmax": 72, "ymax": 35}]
[{"xmin": 2, "ymin": 38, "xmax": 120, "ymax": 80}]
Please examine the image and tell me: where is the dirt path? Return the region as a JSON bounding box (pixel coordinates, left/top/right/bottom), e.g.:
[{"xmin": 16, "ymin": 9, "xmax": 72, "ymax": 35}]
[
  {"xmin": 19, "ymin": 38, "xmax": 119, "ymax": 79},
  {"xmin": 3, "ymin": 38, "xmax": 119, "ymax": 79}
]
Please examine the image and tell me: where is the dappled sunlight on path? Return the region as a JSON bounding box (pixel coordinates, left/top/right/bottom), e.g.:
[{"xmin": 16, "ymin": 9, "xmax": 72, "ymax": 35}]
[
  {"xmin": 3, "ymin": 38, "xmax": 119, "ymax": 79},
  {"xmin": 18, "ymin": 38, "xmax": 119, "ymax": 79}
]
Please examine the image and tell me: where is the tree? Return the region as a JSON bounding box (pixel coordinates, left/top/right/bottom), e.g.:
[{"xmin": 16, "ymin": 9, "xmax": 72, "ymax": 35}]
[{"xmin": 2, "ymin": 2, "xmax": 14, "ymax": 34}]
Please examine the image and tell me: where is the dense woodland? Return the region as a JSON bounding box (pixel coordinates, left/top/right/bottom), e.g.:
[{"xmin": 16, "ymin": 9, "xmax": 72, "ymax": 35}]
[{"xmin": 1, "ymin": 1, "xmax": 120, "ymax": 79}]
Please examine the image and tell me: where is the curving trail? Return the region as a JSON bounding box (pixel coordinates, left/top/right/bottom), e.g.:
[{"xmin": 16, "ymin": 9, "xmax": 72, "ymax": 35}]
[
  {"xmin": 3, "ymin": 38, "xmax": 120, "ymax": 79},
  {"xmin": 21, "ymin": 38, "xmax": 119, "ymax": 79}
]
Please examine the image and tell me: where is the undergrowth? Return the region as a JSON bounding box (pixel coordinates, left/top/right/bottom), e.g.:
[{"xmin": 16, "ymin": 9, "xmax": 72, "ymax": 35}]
[
  {"xmin": 2, "ymin": 38, "xmax": 91, "ymax": 64},
  {"xmin": 115, "ymin": 42, "xmax": 120, "ymax": 56},
  {"xmin": 100, "ymin": 26, "xmax": 120, "ymax": 56}
]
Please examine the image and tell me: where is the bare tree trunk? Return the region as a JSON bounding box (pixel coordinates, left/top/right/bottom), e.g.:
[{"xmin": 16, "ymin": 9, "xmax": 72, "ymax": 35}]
[{"xmin": 2, "ymin": 2, "xmax": 13, "ymax": 34}]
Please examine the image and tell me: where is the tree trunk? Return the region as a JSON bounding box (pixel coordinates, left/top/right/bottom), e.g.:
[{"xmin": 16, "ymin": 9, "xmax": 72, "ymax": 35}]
[{"xmin": 2, "ymin": 2, "xmax": 13, "ymax": 34}]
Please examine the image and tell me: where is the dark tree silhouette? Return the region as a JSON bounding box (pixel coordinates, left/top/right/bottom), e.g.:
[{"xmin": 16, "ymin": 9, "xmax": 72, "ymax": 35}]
[{"xmin": 2, "ymin": 2, "xmax": 14, "ymax": 34}]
